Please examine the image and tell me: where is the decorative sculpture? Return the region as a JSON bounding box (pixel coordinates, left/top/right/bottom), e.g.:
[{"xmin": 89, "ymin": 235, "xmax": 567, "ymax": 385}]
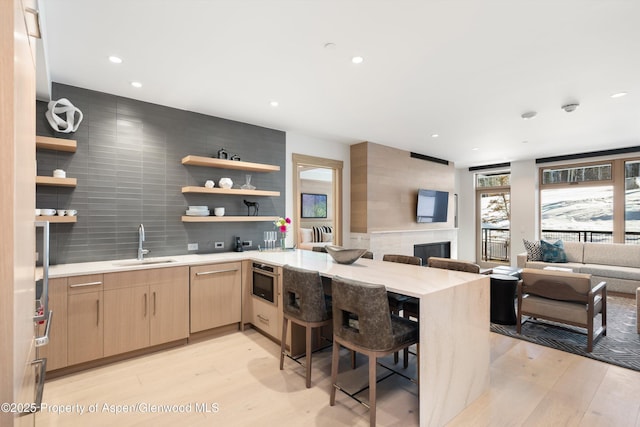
[
  {"xmin": 45, "ymin": 98, "xmax": 83, "ymax": 133},
  {"xmin": 243, "ymin": 200, "xmax": 259, "ymax": 216},
  {"xmin": 217, "ymin": 148, "xmax": 229, "ymax": 159}
]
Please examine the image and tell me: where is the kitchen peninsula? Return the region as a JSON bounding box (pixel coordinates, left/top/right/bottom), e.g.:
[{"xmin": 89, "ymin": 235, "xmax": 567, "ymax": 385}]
[{"xmin": 46, "ymin": 249, "xmax": 489, "ymax": 427}]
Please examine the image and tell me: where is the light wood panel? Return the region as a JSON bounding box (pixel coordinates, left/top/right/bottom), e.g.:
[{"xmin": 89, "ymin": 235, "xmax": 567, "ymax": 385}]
[
  {"xmin": 350, "ymin": 141, "xmax": 456, "ymax": 233},
  {"xmin": 190, "ymin": 262, "xmax": 242, "ymax": 333},
  {"xmin": 149, "ymin": 274, "xmax": 189, "ymax": 345},
  {"xmin": 67, "ymin": 290, "xmax": 103, "ymax": 365},
  {"xmin": 35, "ymin": 135, "xmax": 77, "ymax": 152},
  {"xmin": 35, "ymin": 176, "xmax": 77, "ymax": 187},
  {"xmin": 182, "ymin": 215, "xmax": 278, "ymax": 223},
  {"xmin": 103, "ymin": 285, "xmax": 150, "ymax": 356},
  {"xmin": 181, "ymin": 155, "xmax": 280, "ymax": 172},
  {"xmin": 181, "ymin": 186, "xmax": 280, "ymax": 196},
  {"xmin": 36, "ymin": 215, "xmax": 77, "ymax": 223}
]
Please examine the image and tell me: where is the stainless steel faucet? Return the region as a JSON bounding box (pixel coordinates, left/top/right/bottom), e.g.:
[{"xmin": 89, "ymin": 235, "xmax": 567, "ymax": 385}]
[{"xmin": 138, "ymin": 224, "xmax": 149, "ymax": 260}]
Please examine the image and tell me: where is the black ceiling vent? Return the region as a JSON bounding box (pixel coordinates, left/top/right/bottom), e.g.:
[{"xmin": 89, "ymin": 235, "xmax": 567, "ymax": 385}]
[{"xmin": 410, "ymin": 151, "xmax": 449, "ymax": 166}]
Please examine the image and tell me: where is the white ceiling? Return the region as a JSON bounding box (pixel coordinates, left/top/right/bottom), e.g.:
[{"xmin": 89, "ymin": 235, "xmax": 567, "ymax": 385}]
[{"xmin": 40, "ymin": 0, "xmax": 640, "ymax": 168}]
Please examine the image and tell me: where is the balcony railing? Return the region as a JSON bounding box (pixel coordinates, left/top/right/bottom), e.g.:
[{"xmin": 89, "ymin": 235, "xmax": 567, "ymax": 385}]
[{"xmin": 481, "ymin": 228, "xmax": 640, "ymax": 262}]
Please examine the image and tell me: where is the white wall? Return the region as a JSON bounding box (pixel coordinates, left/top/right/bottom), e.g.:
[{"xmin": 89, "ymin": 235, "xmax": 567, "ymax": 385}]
[
  {"xmin": 456, "ymin": 160, "xmax": 538, "ymax": 266},
  {"xmin": 285, "ymin": 132, "xmax": 351, "ymax": 246}
]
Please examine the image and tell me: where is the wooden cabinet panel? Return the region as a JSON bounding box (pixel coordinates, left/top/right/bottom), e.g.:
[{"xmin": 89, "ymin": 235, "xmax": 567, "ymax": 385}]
[
  {"xmin": 150, "ymin": 269, "xmax": 189, "ymax": 345},
  {"xmin": 190, "ymin": 262, "xmax": 242, "ymax": 333},
  {"xmin": 37, "ymin": 278, "xmax": 68, "ymax": 371},
  {"xmin": 67, "ymin": 291, "xmax": 103, "ymax": 365},
  {"xmin": 104, "ymin": 286, "xmax": 149, "ymax": 357},
  {"xmin": 67, "ymin": 275, "xmax": 104, "ymax": 365},
  {"xmin": 251, "ymin": 297, "xmax": 279, "ymax": 339},
  {"xmin": 103, "ymin": 266, "xmax": 189, "ymax": 355}
]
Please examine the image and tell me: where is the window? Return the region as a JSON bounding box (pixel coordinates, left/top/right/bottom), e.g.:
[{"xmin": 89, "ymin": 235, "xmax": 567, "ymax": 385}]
[
  {"xmin": 625, "ymin": 160, "xmax": 640, "ymax": 244},
  {"xmin": 539, "ymin": 158, "xmax": 640, "ymax": 244},
  {"xmin": 476, "ymin": 172, "xmax": 510, "ymax": 263}
]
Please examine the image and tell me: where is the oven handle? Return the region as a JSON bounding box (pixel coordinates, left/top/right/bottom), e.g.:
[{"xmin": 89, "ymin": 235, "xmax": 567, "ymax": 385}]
[
  {"xmin": 196, "ymin": 268, "xmax": 239, "ymax": 276},
  {"xmin": 18, "ymin": 358, "xmax": 46, "ymax": 415},
  {"xmin": 252, "ymin": 268, "xmax": 279, "ymax": 279}
]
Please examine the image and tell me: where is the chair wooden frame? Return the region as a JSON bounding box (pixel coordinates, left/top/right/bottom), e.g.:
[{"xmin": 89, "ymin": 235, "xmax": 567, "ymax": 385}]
[{"xmin": 516, "ymin": 270, "xmax": 607, "ymax": 352}]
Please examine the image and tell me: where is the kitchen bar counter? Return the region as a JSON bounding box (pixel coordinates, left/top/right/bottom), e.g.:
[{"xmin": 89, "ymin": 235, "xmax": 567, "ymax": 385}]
[{"xmin": 47, "ymin": 250, "xmax": 489, "ymax": 427}]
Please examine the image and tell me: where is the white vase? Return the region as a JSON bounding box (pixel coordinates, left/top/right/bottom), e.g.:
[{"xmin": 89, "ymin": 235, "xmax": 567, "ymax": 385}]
[{"xmin": 218, "ymin": 177, "xmax": 233, "ymax": 189}]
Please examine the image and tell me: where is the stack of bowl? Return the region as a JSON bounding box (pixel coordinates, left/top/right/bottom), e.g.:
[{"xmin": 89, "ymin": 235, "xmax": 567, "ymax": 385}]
[{"xmin": 185, "ymin": 206, "xmax": 210, "ymax": 216}]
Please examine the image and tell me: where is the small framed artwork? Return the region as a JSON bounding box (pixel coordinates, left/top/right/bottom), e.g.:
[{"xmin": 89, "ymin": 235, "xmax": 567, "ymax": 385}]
[{"xmin": 301, "ymin": 193, "xmax": 327, "ymax": 218}]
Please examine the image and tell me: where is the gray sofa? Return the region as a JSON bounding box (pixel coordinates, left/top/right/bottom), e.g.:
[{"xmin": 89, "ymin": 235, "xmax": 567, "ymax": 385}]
[{"xmin": 517, "ymin": 241, "xmax": 640, "ymax": 295}]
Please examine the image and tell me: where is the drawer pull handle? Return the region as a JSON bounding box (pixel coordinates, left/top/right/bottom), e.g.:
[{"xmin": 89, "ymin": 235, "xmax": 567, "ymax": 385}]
[
  {"xmin": 196, "ymin": 268, "xmax": 238, "ymax": 276},
  {"xmin": 257, "ymin": 314, "xmax": 270, "ymax": 324},
  {"xmin": 70, "ymin": 281, "xmax": 102, "ymax": 288}
]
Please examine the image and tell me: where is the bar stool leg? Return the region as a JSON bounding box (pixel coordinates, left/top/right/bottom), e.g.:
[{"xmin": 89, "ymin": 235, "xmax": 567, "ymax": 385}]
[
  {"xmin": 305, "ymin": 324, "xmax": 313, "ymax": 388},
  {"xmin": 279, "ymin": 316, "xmax": 288, "ymax": 370},
  {"xmin": 369, "ymin": 353, "xmax": 377, "ymax": 427},
  {"xmin": 330, "ymin": 340, "xmax": 340, "ymax": 406}
]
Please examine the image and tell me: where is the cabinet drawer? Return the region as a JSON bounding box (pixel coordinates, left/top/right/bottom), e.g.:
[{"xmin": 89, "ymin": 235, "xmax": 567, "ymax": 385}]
[
  {"xmin": 252, "ymin": 296, "xmax": 279, "ymax": 340},
  {"xmin": 68, "ymin": 274, "xmax": 104, "ymax": 294}
]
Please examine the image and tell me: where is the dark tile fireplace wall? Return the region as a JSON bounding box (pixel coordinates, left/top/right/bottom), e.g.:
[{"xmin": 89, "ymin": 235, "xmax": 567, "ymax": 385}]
[
  {"xmin": 414, "ymin": 241, "xmax": 451, "ymax": 265},
  {"xmin": 36, "ymin": 83, "xmax": 285, "ymax": 264}
]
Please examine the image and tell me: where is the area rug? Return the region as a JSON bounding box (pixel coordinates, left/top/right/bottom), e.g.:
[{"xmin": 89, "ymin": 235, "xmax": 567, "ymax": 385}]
[{"xmin": 490, "ymin": 295, "xmax": 640, "ymax": 372}]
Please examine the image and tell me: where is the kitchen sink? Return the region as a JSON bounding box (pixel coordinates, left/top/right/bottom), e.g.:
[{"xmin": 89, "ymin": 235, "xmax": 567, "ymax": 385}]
[{"xmin": 112, "ymin": 258, "xmax": 177, "ymax": 267}]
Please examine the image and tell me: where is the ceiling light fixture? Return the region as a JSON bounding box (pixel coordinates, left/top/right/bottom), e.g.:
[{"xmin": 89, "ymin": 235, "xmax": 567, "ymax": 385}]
[
  {"xmin": 561, "ymin": 103, "xmax": 579, "ymax": 113},
  {"xmin": 611, "ymin": 92, "xmax": 628, "ymax": 98},
  {"xmin": 431, "ymin": 134, "xmax": 439, "ymax": 138},
  {"xmin": 521, "ymin": 111, "xmax": 537, "ymax": 120},
  {"xmin": 269, "ymin": 101, "xmax": 279, "ymax": 107},
  {"xmin": 130, "ymin": 81, "xmax": 142, "ymax": 88},
  {"xmin": 471, "ymin": 147, "xmax": 479, "ymax": 151},
  {"xmin": 109, "ymin": 56, "xmax": 123, "ymax": 64},
  {"xmin": 351, "ymin": 56, "xmax": 364, "ymax": 64}
]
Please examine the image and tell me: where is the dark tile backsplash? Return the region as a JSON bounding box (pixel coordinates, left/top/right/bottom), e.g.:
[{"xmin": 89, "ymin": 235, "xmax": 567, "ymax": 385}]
[{"xmin": 37, "ymin": 83, "xmax": 285, "ymax": 264}]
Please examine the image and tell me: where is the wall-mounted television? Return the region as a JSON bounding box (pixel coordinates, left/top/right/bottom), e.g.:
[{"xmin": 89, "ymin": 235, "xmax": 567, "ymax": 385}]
[
  {"xmin": 417, "ymin": 189, "xmax": 449, "ymax": 223},
  {"xmin": 301, "ymin": 193, "xmax": 327, "ymax": 218}
]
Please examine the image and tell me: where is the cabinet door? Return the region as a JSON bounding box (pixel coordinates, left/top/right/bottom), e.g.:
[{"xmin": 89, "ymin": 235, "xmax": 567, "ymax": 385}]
[
  {"xmin": 104, "ymin": 286, "xmax": 150, "ymax": 357},
  {"xmin": 190, "ymin": 262, "xmax": 242, "ymax": 333},
  {"xmin": 150, "ymin": 267, "xmax": 189, "ymax": 345},
  {"xmin": 67, "ymin": 292, "xmax": 103, "ymax": 365},
  {"xmin": 67, "ymin": 275, "xmax": 104, "ymax": 365},
  {"xmin": 37, "ymin": 277, "xmax": 68, "ymax": 371}
]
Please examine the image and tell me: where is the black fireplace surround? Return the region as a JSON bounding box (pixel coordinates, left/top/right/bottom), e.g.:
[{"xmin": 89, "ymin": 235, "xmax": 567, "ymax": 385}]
[{"xmin": 414, "ymin": 241, "xmax": 451, "ymax": 266}]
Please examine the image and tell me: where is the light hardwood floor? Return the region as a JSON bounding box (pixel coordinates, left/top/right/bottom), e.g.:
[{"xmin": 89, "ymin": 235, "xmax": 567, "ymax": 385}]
[{"xmin": 37, "ymin": 329, "xmax": 640, "ymax": 426}]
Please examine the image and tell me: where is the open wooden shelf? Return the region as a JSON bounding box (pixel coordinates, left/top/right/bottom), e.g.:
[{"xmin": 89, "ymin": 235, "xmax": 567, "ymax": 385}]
[
  {"xmin": 181, "ymin": 216, "xmax": 278, "ymax": 223},
  {"xmin": 36, "ymin": 135, "xmax": 77, "ymax": 152},
  {"xmin": 36, "ymin": 176, "xmax": 77, "ymax": 187},
  {"xmin": 36, "ymin": 215, "xmax": 77, "ymax": 223},
  {"xmin": 181, "ymin": 186, "xmax": 280, "ymax": 197},
  {"xmin": 181, "ymin": 155, "xmax": 280, "ymax": 172}
]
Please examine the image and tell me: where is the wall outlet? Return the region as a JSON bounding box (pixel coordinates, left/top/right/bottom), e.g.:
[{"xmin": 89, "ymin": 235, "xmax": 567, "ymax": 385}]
[
  {"xmin": 242, "ymin": 240, "xmax": 252, "ymax": 247},
  {"xmin": 187, "ymin": 243, "xmax": 198, "ymax": 251},
  {"xmin": 214, "ymin": 241, "xmax": 224, "ymax": 249}
]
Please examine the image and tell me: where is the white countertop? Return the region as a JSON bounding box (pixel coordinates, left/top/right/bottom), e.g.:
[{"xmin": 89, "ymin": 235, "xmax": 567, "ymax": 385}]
[{"xmin": 46, "ymin": 249, "xmax": 481, "ymax": 298}]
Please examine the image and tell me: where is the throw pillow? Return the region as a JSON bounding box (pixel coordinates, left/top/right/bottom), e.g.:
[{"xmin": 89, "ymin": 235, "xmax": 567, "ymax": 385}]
[
  {"xmin": 523, "ymin": 239, "xmax": 542, "ymax": 261},
  {"xmin": 299, "ymin": 228, "xmax": 313, "ymax": 243},
  {"xmin": 540, "ymin": 239, "xmax": 568, "ymax": 263},
  {"xmin": 322, "ymin": 231, "xmax": 333, "ymax": 242}
]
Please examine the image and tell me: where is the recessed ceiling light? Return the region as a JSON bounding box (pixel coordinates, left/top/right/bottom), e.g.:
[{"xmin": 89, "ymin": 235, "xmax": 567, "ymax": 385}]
[
  {"xmin": 130, "ymin": 81, "xmax": 142, "ymax": 88},
  {"xmin": 521, "ymin": 111, "xmax": 537, "ymax": 120},
  {"xmin": 109, "ymin": 56, "xmax": 123, "ymax": 64},
  {"xmin": 431, "ymin": 134, "xmax": 439, "ymax": 138},
  {"xmin": 611, "ymin": 92, "xmax": 628, "ymax": 98},
  {"xmin": 351, "ymin": 56, "xmax": 364, "ymax": 64},
  {"xmin": 472, "ymin": 147, "xmax": 479, "ymax": 151},
  {"xmin": 269, "ymin": 101, "xmax": 279, "ymax": 107}
]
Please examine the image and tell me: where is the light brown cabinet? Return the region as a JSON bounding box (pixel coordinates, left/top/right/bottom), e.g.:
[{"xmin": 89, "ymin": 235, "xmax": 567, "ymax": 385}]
[
  {"xmin": 190, "ymin": 262, "xmax": 242, "ymax": 333},
  {"xmin": 103, "ymin": 267, "xmax": 189, "ymax": 357},
  {"xmin": 250, "ymin": 265, "xmax": 283, "ymax": 341},
  {"xmin": 37, "ymin": 278, "xmax": 68, "ymax": 371},
  {"xmin": 67, "ymin": 274, "xmax": 104, "ymax": 365}
]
